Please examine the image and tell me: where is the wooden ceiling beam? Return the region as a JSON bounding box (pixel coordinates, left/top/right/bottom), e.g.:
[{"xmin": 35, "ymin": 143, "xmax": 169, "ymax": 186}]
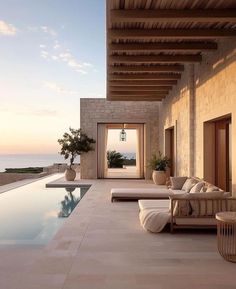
[
  {"xmin": 110, "ymin": 9, "xmax": 236, "ymax": 23},
  {"xmin": 110, "ymin": 78, "xmax": 178, "ymax": 84},
  {"xmin": 110, "ymin": 91, "xmax": 168, "ymax": 96},
  {"xmin": 110, "ymin": 64, "xmax": 184, "ymax": 73},
  {"xmin": 110, "ymin": 81, "xmax": 173, "ymax": 87},
  {"xmin": 110, "ymin": 42, "xmax": 217, "ymax": 52},
  {"xmin": 110, "ymin": 54, "xmax": 202, "ymax": 64},
  {"xmin": 109, "ymin": 29, "xmax": 236, "ymax": 39},
  {"xmin": 110, "ymin": 74, "xmax": 180, "ymax": 81},
  {"xmin": 110, "ymin": 86, "xmax": 171, "ymax": 92},
  {"xmin": 109, "ymin": 97, "xmax": 164, "ymax": 101}
]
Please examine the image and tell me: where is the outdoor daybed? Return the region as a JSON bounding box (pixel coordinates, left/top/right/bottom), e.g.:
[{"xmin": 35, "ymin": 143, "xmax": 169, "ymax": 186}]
[
  {"xmin": 111, "ymin": 187, "xmax": 172, "ymax": 202},
  {"xmin": 111, "ymin": 176, "xmax": 201, "ymax": 202},
  {"xmin": 138, "ymin": 177, "xmax": 235, "ymax": 233}
]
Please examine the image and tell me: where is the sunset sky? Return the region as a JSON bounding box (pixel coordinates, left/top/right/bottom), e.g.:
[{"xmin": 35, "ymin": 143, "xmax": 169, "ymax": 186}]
[
  {"xmin": 107, "ymin": 129, "xmax": 137, "ymax": 154},
  {"xmin": 0, "ymin": 0, "xmax": 106, "ymax": 154}
]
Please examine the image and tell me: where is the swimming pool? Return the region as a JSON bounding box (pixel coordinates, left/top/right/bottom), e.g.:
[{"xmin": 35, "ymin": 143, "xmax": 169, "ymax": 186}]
[{"xmin": 0, "ymin": 174, "xmax": 90, "ymax": 245}]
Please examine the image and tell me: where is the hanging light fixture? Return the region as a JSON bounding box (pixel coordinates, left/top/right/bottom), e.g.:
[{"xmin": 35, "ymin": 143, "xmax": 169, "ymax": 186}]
[{"xmin": 119, "ymin": 124, "xmax": 127, "ymax": 142}]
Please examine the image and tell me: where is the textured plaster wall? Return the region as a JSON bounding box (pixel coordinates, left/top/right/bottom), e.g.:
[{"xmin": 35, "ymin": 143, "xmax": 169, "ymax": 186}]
[
  {"xmin": 80, "ymin": 99, "xmax": 160, "ymax": 179},
  {"xmin": 159, "ymin": 38, "xmax": 236, "ymax": 195}
]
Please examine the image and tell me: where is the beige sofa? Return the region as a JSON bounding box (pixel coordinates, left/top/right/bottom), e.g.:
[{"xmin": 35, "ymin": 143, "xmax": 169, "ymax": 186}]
[
  {"xmin": 139, "ymin": 196, "xmax": 236, "ymax": 233},
  {"xmin": 138, "ymin": 177, "xmax": 234, "ymax": 233}
]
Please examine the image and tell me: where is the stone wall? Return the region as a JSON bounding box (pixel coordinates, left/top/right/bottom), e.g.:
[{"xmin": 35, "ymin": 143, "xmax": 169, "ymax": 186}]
[
  {"xmin": 80, "ymin": 99, "xmax": 160, "ymax": 179},
  {"xmin": 159, "ymin": 38, "xmax": 236, "ymax": 195},
  {"xmin": 159, "ymin": 65, "xmax": 191, "ymax": 176}
]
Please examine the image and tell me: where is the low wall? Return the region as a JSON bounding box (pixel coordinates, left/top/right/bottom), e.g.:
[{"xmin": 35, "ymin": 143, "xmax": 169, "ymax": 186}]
[
  {"xmin": 0, "ymin": 164, "xmax": 81, "ymax": 186},
  {"xmin": 43, "ymin": 163, "xmax": 80, "ymax": 174},
  {"xmin": 0, "ymin": 172, "xmax": 48, "ymax": 186}
]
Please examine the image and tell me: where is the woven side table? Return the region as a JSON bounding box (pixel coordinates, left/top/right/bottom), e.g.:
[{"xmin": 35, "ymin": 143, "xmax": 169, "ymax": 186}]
[{"xmin": 216, "ymin": 212, "xmax": 236, "ymax": 263}]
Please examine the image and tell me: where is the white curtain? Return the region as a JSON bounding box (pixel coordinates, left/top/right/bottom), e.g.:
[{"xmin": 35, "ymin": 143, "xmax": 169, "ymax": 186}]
[
  {"xmin": 97, "ymin": 124, "xmax": 108, "ymax": 178},
  {"xmin": 136, "ymin": 124, "xmax": 144, "ymax": 178}
]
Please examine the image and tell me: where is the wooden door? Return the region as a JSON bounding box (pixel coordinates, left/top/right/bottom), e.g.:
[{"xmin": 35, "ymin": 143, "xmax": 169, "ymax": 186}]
[
  {"xmin": 169, "ymin": 128, "xmax": 175, "ymax": 176},
  {"xmin": 165, "ymin": 127, "xmax": 175, "ymax": 177},
  {"xmin": 215, "ymin": 120, "xmax": 229, "ymax": 191}
]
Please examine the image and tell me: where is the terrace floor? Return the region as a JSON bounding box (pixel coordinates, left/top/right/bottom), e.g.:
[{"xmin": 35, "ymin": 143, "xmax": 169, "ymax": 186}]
[
  {"xmin": 1, "ymin": 176, "xmax": 236, "ymax": 289},
  {"xmin": 106, "ymin": 166, "xmax": 140, "ymax": 178}
]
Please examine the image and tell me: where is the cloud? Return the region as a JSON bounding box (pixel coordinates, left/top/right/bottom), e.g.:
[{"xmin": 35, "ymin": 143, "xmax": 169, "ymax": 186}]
[
  {"xmin": 53, "ymin": 40, "xmax": 60, "ymax": 49},
  {"xmin": 44, "ymin": 81, "xmax": 79, "ymax": 95},
  {"xmin": 51, "ymin": 55, "xmax": 58, "ymax": 60},
  {"xmin": 40, "ymin": 44, "xmax": 93, "ymax": 74},
  {"xmin": 38, "ymin": 27, "xmax": 94, "ymax": 74},
  {"xmin": 0, "ymin": 20, "xmax": 17, "ymax": 36},
  {"xmin": 40, "ymin": 26, "xmax": 57, "ymax": 37},
  {"xmin": 83, "ymin": 62, "xmax": 92, "ymax": 67},
  {"xmin": 40, "ymin": 50, "xmax": 49, "ymax": 59},
  {"xmin": 58, "ymin": 51, "xmax": 92, "ymax": 74}
]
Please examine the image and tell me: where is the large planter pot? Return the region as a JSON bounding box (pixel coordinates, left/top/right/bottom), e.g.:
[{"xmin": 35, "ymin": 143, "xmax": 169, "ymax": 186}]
[
  {"xmin": 65, "ymin": 168, "xmax": 76, "ymax": 181},
  {"xmin": 152, "ymin": 170, "xmax": 167, "ymax": 185}
]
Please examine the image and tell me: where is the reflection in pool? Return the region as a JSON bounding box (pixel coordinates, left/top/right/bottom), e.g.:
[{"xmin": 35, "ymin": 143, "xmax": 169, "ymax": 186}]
[
  {"xmin": 0, "ymin": 174, "xmax": 90, "ymax": 245},
  {"xmin": 58, "ymin": 187, "xmax": 87, "ymax": 218}
]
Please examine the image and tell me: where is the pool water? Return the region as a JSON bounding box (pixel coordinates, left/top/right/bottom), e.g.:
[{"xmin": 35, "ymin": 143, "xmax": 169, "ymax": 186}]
[{"xmin": 0, "ymin": 174, "xmax": 90, "ymax": 245}]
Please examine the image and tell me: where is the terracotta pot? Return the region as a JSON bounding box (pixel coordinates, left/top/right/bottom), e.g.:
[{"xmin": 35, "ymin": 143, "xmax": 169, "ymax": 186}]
[
  {"xmin": 152, "ymin": 170, "xmax": 167, "ymax": 185},
  {"xmin": 65, "ymin": 168, "xmax": 76, "ymax": 181}
]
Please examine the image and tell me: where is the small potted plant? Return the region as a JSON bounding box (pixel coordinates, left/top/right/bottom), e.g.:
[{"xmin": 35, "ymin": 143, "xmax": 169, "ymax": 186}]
[
  {"xmin": 58, "ymin": 128, "xmax": 95, "ymax": 181},
  {"xmin": 148, "ymin": 152, "xmax": 170, "ymax": 185}
]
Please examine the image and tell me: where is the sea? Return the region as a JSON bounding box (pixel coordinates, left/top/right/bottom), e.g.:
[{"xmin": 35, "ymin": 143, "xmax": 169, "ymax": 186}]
[
  {"xmin": 0, "ymin": 153, "xmax": 136, "ymax": 172},
  {"xmin": 0, "ymin": 154, "xmax": 66, "ymax": 173}
]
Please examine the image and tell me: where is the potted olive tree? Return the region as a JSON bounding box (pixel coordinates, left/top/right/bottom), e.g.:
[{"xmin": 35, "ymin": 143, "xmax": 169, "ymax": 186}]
[
  {"xmin": 148, "ymin": 152, "xmax": 170, "ymax": 185},
  {"xmin": 58, "ymin": 128, "xmax": 95, "ymax": 181}
]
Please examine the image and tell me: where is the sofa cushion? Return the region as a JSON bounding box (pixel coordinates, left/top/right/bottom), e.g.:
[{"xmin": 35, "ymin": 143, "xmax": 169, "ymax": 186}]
[
  {"xmin": 189, "ymin": 192, "xmax": 225, "ymax": 216},
  {"xmin": 172, "ymin": 193, "xmax": 191, "ymax": 217},
  {"xmin": 206, "ymin": 184, "xmax": 222, "ymax": 192},
  {"xmin": 170, "ymin": 189, "xmax": 186, "ymax": 195},
  {"xmin": 182, "ymin": 178, "xmax": 199, "ymax": 193},
  {"xmin": 200, "ymin": 182, "xmax": 223, "ymax": 193},
  {"xmin": 189, "ymin": 181, "xmax": 205, "ymax": 194},
  {"xmin": 138, "ymin": 199, "xmax": 170, "ymax": 211},
  {"xmin": 170, "ymin": 176, "xmax": 188, "ymax": 190},
  {"xmin": 139, "ymin": 208, "xmax": 170, "ymax": 233}
]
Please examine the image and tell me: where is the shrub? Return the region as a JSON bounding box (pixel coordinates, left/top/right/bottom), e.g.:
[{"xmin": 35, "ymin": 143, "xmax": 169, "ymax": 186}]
[{"xmin": 107, "ymin": 150, "xmax": 125, "ymax": 168}]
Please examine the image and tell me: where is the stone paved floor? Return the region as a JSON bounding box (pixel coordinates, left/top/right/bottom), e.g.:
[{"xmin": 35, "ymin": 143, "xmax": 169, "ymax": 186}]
[{"xmin": 1, "ymin": 177, "xmax": 236, "ymax": 289}]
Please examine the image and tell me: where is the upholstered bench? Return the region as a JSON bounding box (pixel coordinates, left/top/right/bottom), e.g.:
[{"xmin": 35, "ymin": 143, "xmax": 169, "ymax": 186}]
[{"xmin": 111, "ymin": 188, "xmax": 171, "ymax": 202}]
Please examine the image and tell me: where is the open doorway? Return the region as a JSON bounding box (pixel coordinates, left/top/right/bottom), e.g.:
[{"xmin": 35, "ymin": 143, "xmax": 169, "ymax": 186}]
[
  {"xmin": 204, "ymin": 115, "xmax": 232, "ymax": 192},
  {"xmin": 97, "ymin": 123, "xmax": 144, "ymax": 179}
]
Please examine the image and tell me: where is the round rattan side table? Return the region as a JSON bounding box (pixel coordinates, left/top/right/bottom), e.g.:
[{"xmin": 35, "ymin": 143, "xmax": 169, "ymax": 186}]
[{"xmin": 216, "ymin": 212, "xmax": 236, "ymax": 263}]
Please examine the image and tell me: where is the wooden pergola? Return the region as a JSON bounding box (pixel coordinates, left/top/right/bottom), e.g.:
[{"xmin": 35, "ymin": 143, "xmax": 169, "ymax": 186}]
[{"xmin": 107, "ymin": 0, "xmax": 236, "ymax": 101}]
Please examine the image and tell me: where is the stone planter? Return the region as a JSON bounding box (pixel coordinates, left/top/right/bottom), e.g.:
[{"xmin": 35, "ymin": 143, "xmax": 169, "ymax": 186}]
[
  {"xmin": 152, "ymin": 170, "xmax": 167, "ymax": 185},
  {"xmin": 65, "ymin": 168, "xmax": 76, "ymax": 181}
]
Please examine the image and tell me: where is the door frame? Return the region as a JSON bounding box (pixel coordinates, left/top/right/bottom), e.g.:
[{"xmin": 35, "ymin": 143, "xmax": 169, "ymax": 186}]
[
  {"xmin": 97, "ymin": 122, "xmax": 145, "ymax": 179},
  {"xmin": 165, "ymin": 125, "xmax": 176, "ymax": 177},
  {"xmin": 203, "ymin": 114, "xmax": 232, "ymax": 191}
]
